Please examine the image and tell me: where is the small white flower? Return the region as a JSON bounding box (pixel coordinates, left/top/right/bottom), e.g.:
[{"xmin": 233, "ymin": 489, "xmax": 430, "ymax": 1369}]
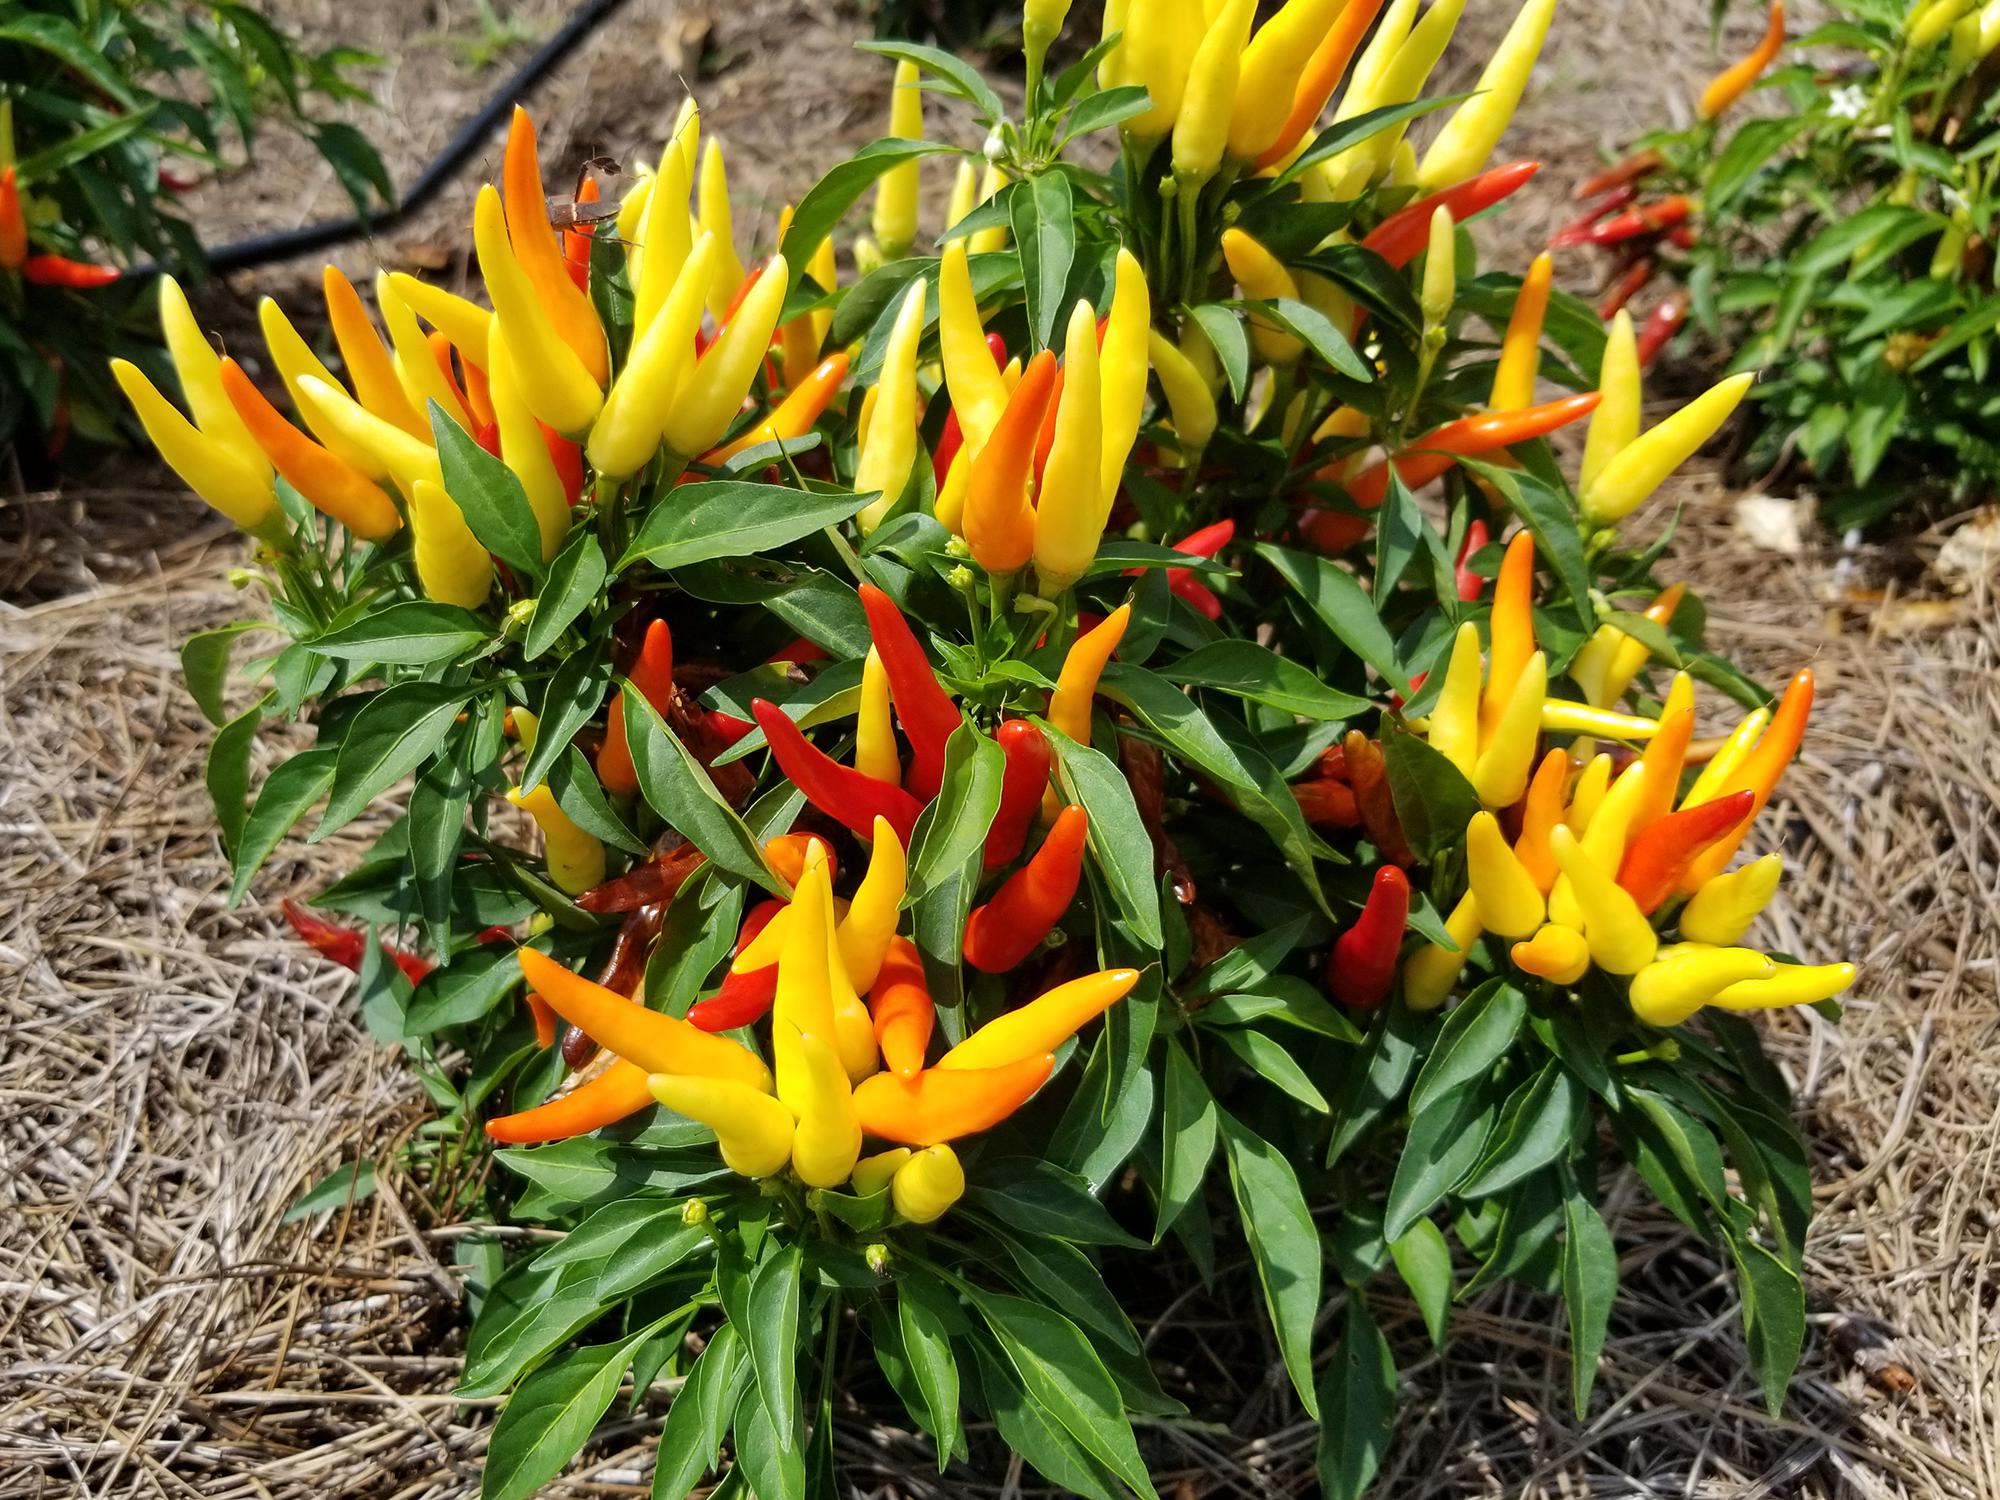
[
  {"xmin": 1942, "ymin": 184, "xmax": 1969, "ymax": 213},
  {"xmin": 1828, "ymin": 85, "xmax": 1867, "ymax": 119}
]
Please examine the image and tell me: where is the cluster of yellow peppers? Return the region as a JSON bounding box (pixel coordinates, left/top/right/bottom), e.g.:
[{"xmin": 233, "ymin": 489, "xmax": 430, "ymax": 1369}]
[
  {"xmin": 1405, "ymin": 533, "xmax": 1854, "ymax": 1027},
  {"xmin": 517, "ymin": 828, "xmax": 1136, "ymax": 1225}
]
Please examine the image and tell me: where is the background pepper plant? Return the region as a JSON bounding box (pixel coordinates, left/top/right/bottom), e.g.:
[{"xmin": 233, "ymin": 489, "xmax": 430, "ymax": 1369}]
[
  {"xmin": 136, "ymin": 0, "xmax": 1851, "ymax": 1495},
  {"xmin": 1568, "ymin": 0, "xmax": 2000, "ymax": 530},
  {"xmin": 0, "ymin": 0, "xmax": 389, "ymax": 466}
]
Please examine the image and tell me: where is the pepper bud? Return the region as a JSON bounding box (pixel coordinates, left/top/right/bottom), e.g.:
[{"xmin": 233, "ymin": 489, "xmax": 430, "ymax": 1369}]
[
  {"xmin": 681, "ymin": 1198, "xmax": 709, "ymax": 1226},
  {"xmin": 865, "ymin": 1242, "xmax": 893, "ymax": 1276}
]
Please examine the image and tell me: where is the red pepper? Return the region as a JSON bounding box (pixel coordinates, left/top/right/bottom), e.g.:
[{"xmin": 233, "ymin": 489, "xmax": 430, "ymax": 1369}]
[
  {"xmin": 1174, "ymin": 578, "xmax": 1224, "ymax": 619},
  {"xmin": 564, "ymin": 174, "xmax": 600, "ymax": 291},
  {"xmin": 858, "ymin": 582, "xmax": 962, "ymax": 802},
  {"xmin": 963, "ymin": 803, "xmax": 1088, "ymax": 972},
  {"xmin": 475, "ymin": 421, "xmax": 504, "ymax": 459},
  {"xmin": 1636, "ymin": 292, "xmax": 1690, "ymax": 367},
  {"xmin": 1343, "ymin": 731, "xmax": 1415, "ymax": 867},
  {"xmin": 1297, "ymin": 508, "xmax": 1372, "ymax": 554},
  {"xmin": 985, "ymin": 719, "xmax": 1053, "ymax": 870},
  {"xmin": 1573, "ymin": 149, "xmax": 1664, "ymax": 201},
  {"xmin": 934, "ymin": 332, "xmax": 1008, "ymax": 489},
  {"xmin": 577, "ymin": 840, "xmax": 706, "ymax": 914},
  {"xmin": 539, "ymin": 420, "xmax": 586, "ymax": 505},
  {"xmin": 751, "ymin": 697, "xmax": 924, "ymax": 844},
  {"xmin": 598, "ymin": 619, "xmax": 676, "ymax": 798},
  {"xmin": 282, "ymin": 900, "xmax": 508, "ymax": 986},
  {"xmin": 22, "ymin": 254, "xmax": 119, "ymax": 288},
  {"xmin": 687, "ymin": 899, "xmax": 785, "ymax": 1030},
  {"xmin": 1337, "ymin": 392, "xmax": 1602, "ymax": 509},
  {"xmin": 1616, "ymin": 789, "xmax": 1754, "ymax": 914},
  {"xmin": 1549, "ymin": 185, "xmax": 1637, "ymax": 247},
  {"xmin": 1597, "ymin": 258, "xmax": 1657, "ymax": 320},
  {"xmin": 1131, "ymin": 519, "xmax": 1234, "ymax": 618},
  {"xmin": 1360, "ymin": 162, "xmax": 1541, "ymax": 269},
  {"xmin": 1325, "ymin": 866, "xmax": 1410, "ymax": 1008},
  {"xmin": 705, "ymin": 708, "xmax": 755, "ymax": 747},
  {"xmin": 1295, "ymin": 778, "xmax": 1362, "ymax": 827},
  {"xmin": 0, "ymin": 168, "xmax": 25, "ymax": 271},
  {"xmin": 1567, "ymin": 196, "xmax": 1692, "ymax": 249},
  {"xmin": 484, "ymin": 1059, "xmax": 655, "ymax": 1144},
  {"xmin": 766, "ymin": 635, "xmax": 829, "ymax": 666},
  {"xmin": 427, "ymin": 330, "xmax": 474, "ymax": 417},
  {"xmin": 1454, "ymin": 518, "xmax": 1491, "ymax": 602}
]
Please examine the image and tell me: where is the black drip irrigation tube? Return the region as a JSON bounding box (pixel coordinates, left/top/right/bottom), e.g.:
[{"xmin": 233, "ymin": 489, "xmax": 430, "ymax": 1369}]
[{"xmin": 131, "ymin": 0, "xmax": 631, "ymax": 281}]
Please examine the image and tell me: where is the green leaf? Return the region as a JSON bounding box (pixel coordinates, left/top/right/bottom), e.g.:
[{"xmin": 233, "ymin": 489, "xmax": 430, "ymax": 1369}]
[
  {"xmin": 1278, "ymin": 96, "xmax": 1461, "ymax": 186},
  {"xmin": 1213, "ymin": 1027, "xmax": 1329, "ymax": 1113},
  {"xmin": 284, "ymin": 1159, "xmax": 376, "ymax": 1221},
  {"xmin": 458, "ymin": 1258, "xmax": 614, "ymax": 1398},
  {"xmin": 1409, "ymin": 978, "xmax": 1527, "ymax": 1115},
  {"xmin": 1012, "ymin": 169, "xmax": 1077, "ymax": 352},
  {"xmin": 316, "ymin": 681, "xmax": 474, "ymax": 839},
  {"xmin": 1729, "ymin": 1224, "xmax": 1807, "ymax": 1415},
  {"xmin": 745, "ymin": 1244, "xmax": 804, "ymax": 1447},
  {"xmin": 1457, "ymin": 1063, "xmax": 1583, "ymax": 1199},
  {"xmin": 855, "ymin": 39, "xmax": 1005, "ymax": 121},
  {"xmin": 898, "ymin": 1268, "xmax": 963, "ymax": 1469},
  {"xmin": 206, "ymin": 699, "xmax": 264, "ymax": 853},
  {"xmin": 1315, "ymin": 1296, "xmax": 1397, "ymax": 1500},
  {"xmin": 624, "ymin": 687, "xmax": 781, "ymax": 896},
  {"xmin": 1256, "ymin": 542, "xmax": 1409, "ymax": 692},
  {"xmin": 1458, "ymin": 462, "xmax": 1594, "ymax": 636},
  {"xmin": 1257, "ymin": 296, "xmax": 1372, "ymax": 380},
  {"xmin": 1218, "ymin": 1108, "xmax": 1322, "ymax": 1415},
  {"xmin": 972, "ymin": 1343, "xmax": 1122, "ymax": 1500},
  {"xmin": 481, "ymin": 1330, "xmax": 647, "ymax": 1500},
  {"xmin": 1160, "ymin": 639, "xmax": 1372, "ymax": 720},
  {"xmin": 1389, "ymin": 1219, "xmax": 1453, "ymax": 1348},
  {"xmin": 969, "ymin": 1290, "xmax": 1158, "ymax": 1499},
  {"xmin": 1155, "ymin": 1038, "xmax": 1217, "ymax": 1240},
  {"xmin": 181, "ymin": 622, "xmax": 257, "ymax": 725},
  {"xmin": 1059, "ymin": 84, "xmax": 1152, "ymax": 143},
  {"xmin": 1384, "ymin": 1078, "xmax": 1500, "ymax": 1240},
  {"xmin": 525, "ymin": 527, "xmax": 607, "ymax": 659},
  {"xmin": 652, "ymin": 1325, "xmax": 748, "ymax": 1498},
  {"xmin": 964, "ymin": 1158, "xmax": 1148, "ymax": 1248},
  {"xmin": 1377, "ymin": 719, "xmax": 1482, "ymax": 863},
  {"xmin": 1561, "ymin": 1186, "xmax": 1618, "ymax": 1419},
  {"xmin": 778, "ymin": 134, "xmax": 960, "ymax": 286},
  {"xmin": 548, "ymin": 744, "xmax": 646, "ymax": 855},
  {"xmin": 433, "ymin": 403, "xmax": 545, "ymax": 580},
  {"xmin": 905, "ymin": 720, "xmax": 1002, "ymax": 901},
  {"xmin": 312, "ymin": 601, "xmax": 488, "ymax": 664},
  {"xmin": 1187, "ymin": 304, "xmax": 1249, "ymax": 401},
  {"xmin": 406, "ymin": 945, "xmax": 522, "ymax": 1034},
  {"xmin": 1043, "ymin": 724, "xmax": 1164, "ymax": 948},
  {"xmin": 522, "ymin": 644, "xmax": 609, "ymax": 793},
  {"xmin": 618, "ymin": 481, "xmax": 874, "ymax": 572},
  {"xmin": 229, "ymin": 747, "xmax": 335, "ymax": 902},
  {"xmin": 1328, "ymin": 998, "xmax": 1429, "ymax": 1165},
  {"xmin": 409, "ymin": 724, "xmax": 474, "ymax": 947},
  {"xmin": 733, "ymin": 1375, "xmax": 806, "ymax": 1500},
  {"xmin": 1705, "ymin": 115, "xmax": 1817, "ymax": 213}
]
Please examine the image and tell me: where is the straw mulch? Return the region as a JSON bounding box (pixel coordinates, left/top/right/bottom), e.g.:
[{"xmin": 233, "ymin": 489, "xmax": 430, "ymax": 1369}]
[{"xmin": 3, "ymin": 0, "xmax": 1996, "ymax": 1495}]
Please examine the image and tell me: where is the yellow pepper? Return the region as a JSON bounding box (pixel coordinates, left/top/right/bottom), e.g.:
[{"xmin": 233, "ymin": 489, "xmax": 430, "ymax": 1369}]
[
  {"xmin": 1220, "ymin": 228, "xmax": 1303, "ymax": 365},
  {"xmin": 408, "ymin": 478, "xmax": 492, "ymax": 609},
  {"xmin": 295, "ymin": 374, "xmax": 442, "ymax": 499},
  {"xmin": 851, "ymin": 1146, "xmax": 913, "ymax": 1197},
  {"xmin": 1427, "ymin": 623, "xmax": 1484, "ymax": 776},
  {"xmin": 1566, "ymin": 581, "xmax": 1686, "ymax": 713},
  {"xmin": 1098, "ymin": 249, "xmax": 1150, "ymax": 507},
  {"xmin": 856, "ymin": 278, "xmax": 927, "ymax": 531},
  {"xmin": 1578, "ymin": 308, "xmax": 1640, "ymax": 495},
  {"xmin": 670, "ymin": 95, "xmax": 701, "ymax": 182},
  {"xmin": 646, "ymin": 1073, "xmax": 793, "ymax": 1177},
  {"xmin": 633, "ymin": 140, "xmax": 694, "ymax": 334},
  {"xmin": 874, "ymin": 60, "xmax": 924, "ymax": 260},
  {"xmin": 1336, "ymin": 0, "xmax": 1418, "ymax": 121},
  {"xmin": 507, "ymin": 784, "xmax": 607, "ymax": 894},
  {"xmin": 1510, "ymin": 922, "xmax": 1589, "ymax": 984},
  {"xmin": 376, "ymin": 271, "xmax": 471, "ymax": 432},
  {"xmin": 661, "ymin": 253, "xmax": 790, "ymax": 459},
  {"xmin": 1172, "ymin": 0, "xmax": 1257, "ymax": 187},
  {"xmin": 322, "ymin": 265, "xmax": 428, "ymax": 439},
  {"xmin": 615, "ymin": 170, "xmax": 653, "ymax": 255},
  {"xmin": 1121, "ymin": 0, "xmax": 1203, "ymax": 139},
  {"xmin": 486, "ymin": 320, "xmax": 571, "ymax": 558},
  {"xmin": 112, "ymin": 358, "xmax": 278, "ymax": 533},
  {"xmin": 939, "ymin": 240, "xmax": 1010, "ymax": 452},
  {"xmin": 788, "ymin": 1024, "xmax": 863, "ymax": 1188},
  {"xmin": 1513, "ymin": 749, "xmax": 1570, "ymax": 892},
  {"xmin": 946, "ymin": 160, "xmax": 979, "ymax": 231},
  {"xmin": 971, "ymin": 163, "xmax": 1011, "ymax": 253},
  {"xmin": 837, "ymin": 817, "xmax": 906, "ymax": 991},
  {"xmin": 1681, "ymin": 706, "xmax": 1770, "ymax": 808},
  {"xmin": 1678, "ymin": 852, "xmax": 1782, "ymax": 945},
  {"xmin": 1227, "ymin": 0, "xmax": 1351, "ymax": 160},
  {"xmin": 473, "ymin": 185, "xmax": 603, "ymax": 436},
  {"xmin": 940, "ymin": 968, "xmax": 1139, "ymax": 1070},
  {"xmin": 1415, "ymin": 0, "xmax": 1557, "ymax": 187},
  {"xmin": 1549, "ymin": 825, "xmax": 1656, "ymax": 974},
  {"xmin": 1148, "ymin": 329, "xmax": 1217, "ymax": 454},
  {"xmin": 1581, "ymin": 372, "xmax": 1756, "ymax": 525},
  {"xmin": 1710, "ymin": 960, "xmax": 1856, "ymax": 1011},
  {"xmin": 891, "ymin": 1143, "xmax": 965, "ymax": 1223},
  {"xmin": 854, "ymin": 650, "xmax": 902, "ymax": 786},
  {"xmin": 157, "ymin": 275, "xmax": 273, "ymax": 483},
  {"xmin": 1539, "ymin": 700, "xmax": 1666, "ymax": 741},
  {"xmin": 1328, "ymin": 0, "xmax": 1466, "ymax": 184},
  {"xmin": 1489, "ymin": 252, "xmax": 1553, "ymax": 410},
  {"xmin": 1420, "ymin": 206, "xmax": 1456, "ymax": 327},
  {"xmin": 1403, "ymin": 890, "xmax": 1482, "ymax": 1011},
  {"xmin": 774, "ymin": 859, "xmax": 839, "ymax": 1112},
  {"xmin": 697, "ymin": 139, "xmax": 749, "ymax": 319},
  {"xmin": 258, "ymin": 298, "xmax": 387, "ymax": 479},
  {"xmin": 1471, "ymin": 650, "xmax": 1545, "ymax": 807},
  {"xmin": 1034, "ymin": 300, "xmax": 1107, "ymax": 593},
  {"xmin": 1465, "ymin": 811, "xmax": 1544, "ymax": 937},
  {"xmin": 384, "ymin": 274, "xmax": 491, "ymax": 369},
  {"xmin": 500, "ymin": 107, "xmax": 608, "ymax": 386},
  {"xmin": 1049, "ymin": 603, "xmax": 1131, "ymax": 746},
  {"xmin": 589, "ymin": 233, "xmax": 717, "ymax": 478},
  {"xmin": 1565, "ymin": 752, "xmax": 1612, "ymax": 833},
  {"xmin": 1627, "ymin": 942, "xmax": 1776, "ymax": 1027},
  {"xmin": 1482, "ymin": 531, "xmax": 1537, "ymax": 737}
]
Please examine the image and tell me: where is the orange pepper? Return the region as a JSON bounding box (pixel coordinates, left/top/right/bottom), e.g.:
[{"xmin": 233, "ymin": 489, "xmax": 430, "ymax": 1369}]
[
  {"xmin": 868, "ymin": 936, "xmax": 935, "ymax": 1075},
  {"xmin": 484, "ymin": 1058, "xmax": 653, "ymax": 1144},
  {"xmin": 965, "ymin": 349, "xmax": 1059, "ymax": 575},
  {"xmin": 851, "ymin": 1052, "xmax": 1055, "ymax": 1145},
  {"xmin": 502, "ymin": 108, "xmax": 608, "ymax": 385},
  {"xmin": 217, "ymin": 358, "xmax": 402, "ymax": 539},
  {"xmin": 598, "ymin": 619, "xmax": 675, "ymax": 797}
]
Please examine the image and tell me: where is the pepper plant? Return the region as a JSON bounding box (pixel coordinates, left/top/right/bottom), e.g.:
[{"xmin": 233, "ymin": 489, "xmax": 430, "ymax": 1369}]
[
  {"xmin": 1570, "ymin": 0, "xmax": 2000, "ymax": 529},
  {"xmin": 0, "ymin": 0, "xmax": 389, "ymax": 465},
  {"xmin": 136, "ymin": 1, "xmax": 1852, "ymax": 1495}
]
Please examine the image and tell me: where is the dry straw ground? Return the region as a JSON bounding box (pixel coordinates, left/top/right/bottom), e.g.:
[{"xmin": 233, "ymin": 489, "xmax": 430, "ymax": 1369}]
[{"xmin": 2, "ymin": 1, "xmax": 1996, "ymax": 1495}]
